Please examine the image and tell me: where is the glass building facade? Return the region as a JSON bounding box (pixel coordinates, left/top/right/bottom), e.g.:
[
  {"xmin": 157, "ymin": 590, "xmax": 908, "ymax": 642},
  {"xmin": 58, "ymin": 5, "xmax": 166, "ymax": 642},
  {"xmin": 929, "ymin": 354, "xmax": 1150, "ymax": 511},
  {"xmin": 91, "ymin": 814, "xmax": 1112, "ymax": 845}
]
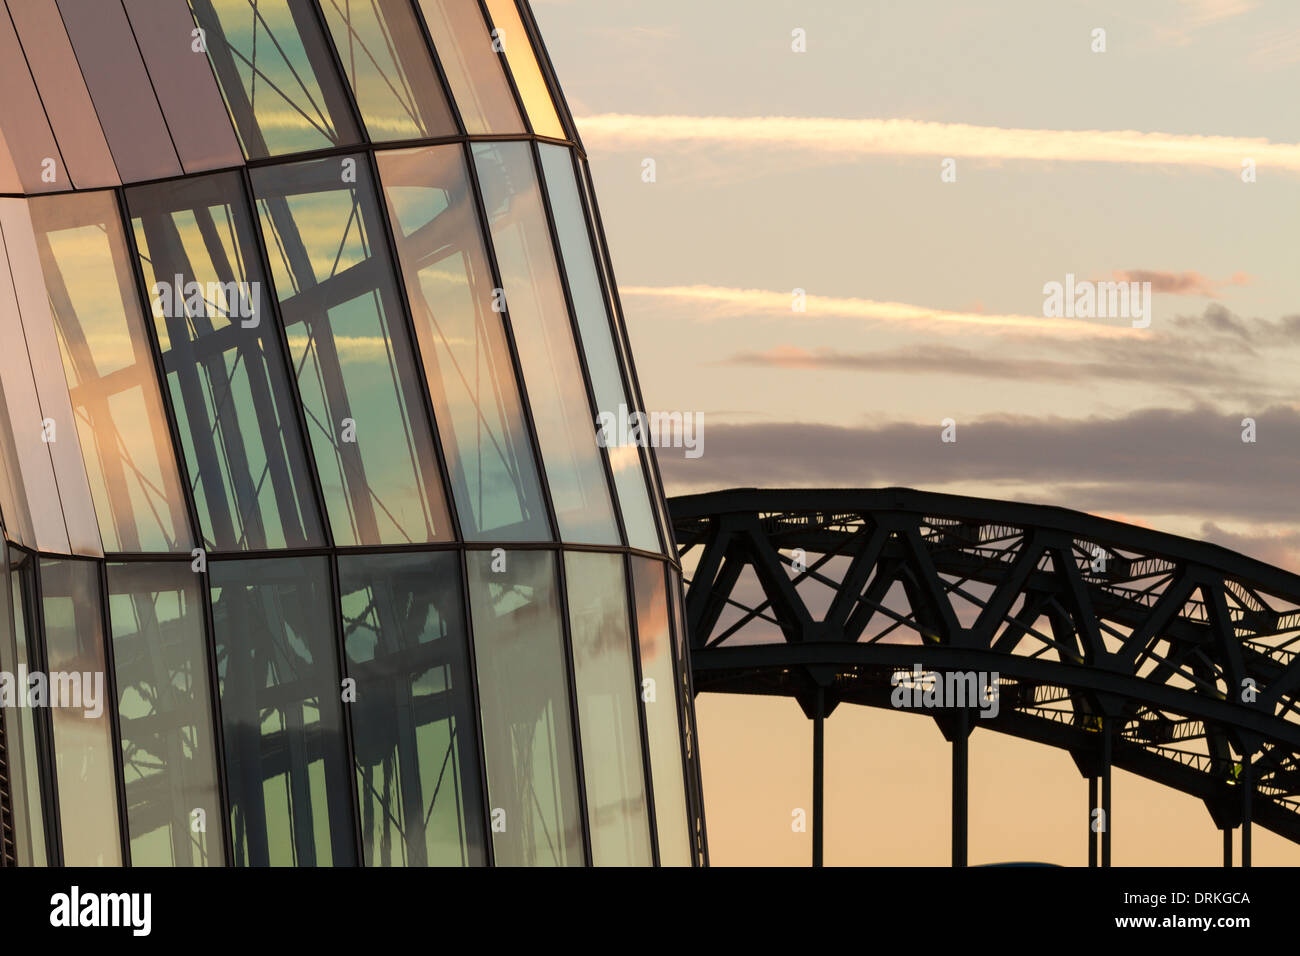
[{"xmin": 0, "ymin": 0, "xmax": 704, "ymax": 867}]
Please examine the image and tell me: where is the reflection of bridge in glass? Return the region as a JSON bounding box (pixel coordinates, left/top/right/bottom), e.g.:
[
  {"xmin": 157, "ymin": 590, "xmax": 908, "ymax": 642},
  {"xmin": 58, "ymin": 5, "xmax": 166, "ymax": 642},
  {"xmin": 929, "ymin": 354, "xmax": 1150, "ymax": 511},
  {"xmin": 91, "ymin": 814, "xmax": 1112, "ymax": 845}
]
[{"xmin": 671, "ymin": 488, "xmax": 1300, "ymax": 867}]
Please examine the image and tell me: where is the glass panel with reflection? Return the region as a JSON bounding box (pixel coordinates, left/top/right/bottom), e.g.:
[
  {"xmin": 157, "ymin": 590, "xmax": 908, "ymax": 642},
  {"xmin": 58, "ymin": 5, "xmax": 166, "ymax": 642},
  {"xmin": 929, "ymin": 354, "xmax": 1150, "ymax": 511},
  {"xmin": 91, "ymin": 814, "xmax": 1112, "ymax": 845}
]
[
  {"xmin": 251, "ymin": 156, "xmax": 453, "ymax": 546},
  {"xmin": 564, "ymin": 550, "xmax": 652, "ymax": 865},
  {"xmin": 319, "ymin": 0, "xmax": 456, "ymax": 142},
  {"xmin": 482, "ymin": 0, "xmax": 564, "ymax": 138},
  {"xmin": 189, "ymin": 0, "xmax": 361, "ymax": 158},
  {"xmin": 0, "ymin": 545, "xmax": 49, "ymax": 865},
  {"xmin": 465, "ymin": 549, "xmax": 583, "ymax": 865},
  {"xmin": 108, "ymin": 561, "xmax": 224, "ymax": 866},
  {"xmin": 538, "ymin": 145, "xmax": 660, "ymax": 551},
  {"xmin": 630, "ymin": 556, "xmax": 691, "ymax": 866},
  {"xmin": 375, "ymin": 145, "xmax": 548, "ymax": 541},
  {"xmin": 127, "ymin": 172, "xmax": 323, "ymax": 553},
  {"xmin": 29, "ymin": 191, "xmax": 193, "ymax": 554},
  {"xmin": 40, "ymin": 557, "xmax": 122, "ymax": 866},
  {"xmin": 340, "ymin": 551, "xmax": 485, "ymax": 866},
  {"xmin": 416, "ymin": 0, "xmax": 522, "ymax": 134},
  {"xmin": 472, "ymin": 142, "xmax": 618, "ymax": 545},
  {"xmin": 210, "ymin": 556, "xmax": 355, "ymax": 866}
]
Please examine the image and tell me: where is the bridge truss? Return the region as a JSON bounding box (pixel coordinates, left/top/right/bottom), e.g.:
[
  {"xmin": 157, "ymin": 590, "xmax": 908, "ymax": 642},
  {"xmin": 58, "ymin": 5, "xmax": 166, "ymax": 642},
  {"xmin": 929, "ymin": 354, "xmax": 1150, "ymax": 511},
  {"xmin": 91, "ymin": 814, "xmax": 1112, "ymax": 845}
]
[{"xmin": 670, "ymin": 488, "xmax": 1300, "ymax": 866}]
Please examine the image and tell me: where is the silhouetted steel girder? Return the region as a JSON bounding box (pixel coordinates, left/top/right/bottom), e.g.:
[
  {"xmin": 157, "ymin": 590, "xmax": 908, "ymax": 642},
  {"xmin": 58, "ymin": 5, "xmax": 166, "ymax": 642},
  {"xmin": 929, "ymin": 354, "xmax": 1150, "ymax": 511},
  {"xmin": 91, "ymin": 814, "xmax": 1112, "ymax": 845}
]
[{"xmin": 670, "ymin": 488, "xmax": 1300, "ymax": 845}]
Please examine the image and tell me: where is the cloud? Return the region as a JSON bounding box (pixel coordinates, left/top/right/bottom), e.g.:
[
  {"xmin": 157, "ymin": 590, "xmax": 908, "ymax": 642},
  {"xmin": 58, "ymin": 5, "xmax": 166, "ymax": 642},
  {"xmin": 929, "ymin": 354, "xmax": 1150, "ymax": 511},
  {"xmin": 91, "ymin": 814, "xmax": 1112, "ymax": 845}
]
[
  {"xmin": 720, "ymin": 341, "xmax": 1248, "ymax": 389},
  {"xmin": 622, "ymin": 284, "xmax": 1139, "ymax": 339},
  {"xmin": 577, "ymin": 114, "xmax": 1300, "ymax": 174},
  {"xmin": 1199, "ymin": 522, "xmax": 1300, "ymax": 574},
  {"xmin": 655, "ymin": 404, "xmax": 1300, "ymax": 526},
  {"xmin": 1110, "ymin": 269, "xmax": 1252, "ymax": 297}
]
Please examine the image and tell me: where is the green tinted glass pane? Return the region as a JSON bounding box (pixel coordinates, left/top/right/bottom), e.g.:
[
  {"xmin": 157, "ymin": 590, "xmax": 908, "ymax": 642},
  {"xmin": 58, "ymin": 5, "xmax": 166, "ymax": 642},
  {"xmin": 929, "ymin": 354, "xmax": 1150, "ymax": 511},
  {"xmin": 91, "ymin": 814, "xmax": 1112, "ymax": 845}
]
[
  {"xmin": 251, "ymin": 156, "xmax": 453, "ymax": 547},
  {"xmin": 109, "ymin": 561, "xmax": 224, "ymax": 865},
  {"xmin": 539, "ymin": 145, "xmax": 659, "ymax": 552},
  {"xmin": 631, "ymin": 556, "xmax": 691, "ymax": 866},
  {"xmin": 127, "ymin": 172, "xmax": 323, "ymax": 552},
  {"xmin": 28, "ymin": 192, "xmax": 193, "ymax": 553},
  {"xmin": 319, "ymin": 0, "xmax": 456, "ymax": 141},
  {"xmin": 376, "ymin": 145, "xmax": 549, "ymax": 541},
  {"xmin": 472, "ymin": 142, "xmax": 618, "ymax": 545},
  {"xmin": 564, "ymin": 551, "xmax": 651, "ymax": 865},
  {"xmin": 340, "ymin": 551, "xmax": 486, "ymax": 866},
  {"xmin": 210, "ymin": 557, "xmax": 355, "ymax": 866},
  {"xmin": 190, "ymin": 0, "xmax": 361, "ymax": 157},
  {"xmin": 40, "ymin": 558, "xmax": 122, "ymax": 866},
  {"xmin": 466, "ymin": 549, "xmax": 583, "ymax": 865}
]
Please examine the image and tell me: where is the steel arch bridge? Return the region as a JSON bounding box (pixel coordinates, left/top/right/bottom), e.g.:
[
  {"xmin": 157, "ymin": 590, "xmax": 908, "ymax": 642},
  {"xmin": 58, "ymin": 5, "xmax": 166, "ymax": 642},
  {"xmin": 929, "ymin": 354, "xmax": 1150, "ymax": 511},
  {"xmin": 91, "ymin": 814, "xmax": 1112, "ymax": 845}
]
[{"xmin": 669, "ymin": 488, "xmax": 1300, "ymax": 867}]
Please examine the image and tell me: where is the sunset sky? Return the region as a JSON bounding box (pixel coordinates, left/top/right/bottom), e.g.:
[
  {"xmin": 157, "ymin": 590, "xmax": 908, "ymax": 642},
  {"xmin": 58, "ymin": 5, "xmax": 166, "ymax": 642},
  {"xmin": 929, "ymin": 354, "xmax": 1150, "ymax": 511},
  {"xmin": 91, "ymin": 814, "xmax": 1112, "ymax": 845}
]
[{"xmin": 533, "ymin": 0, "xmax": 1300, "ymax": 864}]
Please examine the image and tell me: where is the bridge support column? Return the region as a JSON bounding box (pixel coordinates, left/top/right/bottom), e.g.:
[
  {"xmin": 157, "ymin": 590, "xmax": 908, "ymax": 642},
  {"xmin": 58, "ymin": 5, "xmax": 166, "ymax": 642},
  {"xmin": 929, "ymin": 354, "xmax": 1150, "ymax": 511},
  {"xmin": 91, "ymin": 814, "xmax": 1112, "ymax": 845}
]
[
  {"xmin": 1223, "ymin": 826, "xmax": 1232, "ymax": 867},
  {"xmin": 1101, "ymin": 719, "xmax": 1112, "ymax": 868},
  {"xmin": 952, "ymin": 708, "xmax": 969, "ymax": 868},
  {"xmin": 812, "ymin": 686, "xmax": 824, "ymax": 868},
  {"xmin": 1241, "ymin": 752, "xmax": 1252, "ymax": 868},
  {"xmin": 1088, "ymin": 776, "xmax": 1098, "ymax": 867}
]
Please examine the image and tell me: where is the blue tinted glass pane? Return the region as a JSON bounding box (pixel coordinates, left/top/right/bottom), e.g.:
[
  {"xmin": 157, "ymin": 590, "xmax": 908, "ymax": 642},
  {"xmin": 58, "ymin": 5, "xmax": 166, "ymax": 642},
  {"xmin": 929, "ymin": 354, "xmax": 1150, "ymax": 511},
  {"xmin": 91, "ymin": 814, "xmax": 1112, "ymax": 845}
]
[{"xmin": 210, "ymin": 557, "xmax": 355, "ymax": 866}]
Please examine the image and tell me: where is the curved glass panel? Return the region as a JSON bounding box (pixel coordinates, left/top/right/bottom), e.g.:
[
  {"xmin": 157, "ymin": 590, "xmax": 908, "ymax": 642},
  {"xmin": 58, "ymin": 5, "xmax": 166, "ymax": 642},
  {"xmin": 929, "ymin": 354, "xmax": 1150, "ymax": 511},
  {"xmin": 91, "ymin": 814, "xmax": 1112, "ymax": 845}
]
[
  {"xmin": 40, "ymin": 557, "xmax": 122, "ymax": 866},
  {"xmin": 376, "ymin": 145, "xmax": 548, "ymax": 541},
  {"xmin": 340, "ymin": 551, "xmax": 485, "ymax": 866},
  {"xmin": 564, "ymin": 550, "xmax": 652, "ymax": 865},
  {"xmin": 482, "ymin": 0, "xmax": 564, "ymax": 138},
  {"xmin": 251, "ymin": 156, "xmax": 453, "ymax": 546},
  {"xmin": 630, "ymin": 556, "xmax": 691, "ymax": 866},
  {"xmin": 0, "ymin": 545, "xmax": 48, "ymax": 865},
  {"xmin": 416, "ymin": 0, "xmax": 522, "ymax": 134},
  {"xmin": 539, "ymin": 145, "xmax": 659, "ymax": 552},
  {"xmin": 29, "ymin": 191, "xmax": 193, "ymax": 554},
  {"xmin": 108, "ymin": 561, "xmax": 223, "ymax": 866},
  {"xmin": 472, "ymin": 142, "xmax": 618, "ymax": 545},
  {"xmin": 210, "ymin": 556, "xmax": 355, "ymax": 866},
  {"xmin": 0, "ymin": 200, "xmax": 102, "ymax": 556},
  {"xmin": 189, "ymin": 0, "xmax": 362, "ymax": 158},
  {"xmin": 466, "ymin": 549, "xmax": 583, "ymax": 865},
  {"xmin": 127, "ymin": 172, "xmax": 324, "ymax": 553},
  {"xmin": 319, "ymin": 0, "xmax": 457, "ymax": 142}
]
